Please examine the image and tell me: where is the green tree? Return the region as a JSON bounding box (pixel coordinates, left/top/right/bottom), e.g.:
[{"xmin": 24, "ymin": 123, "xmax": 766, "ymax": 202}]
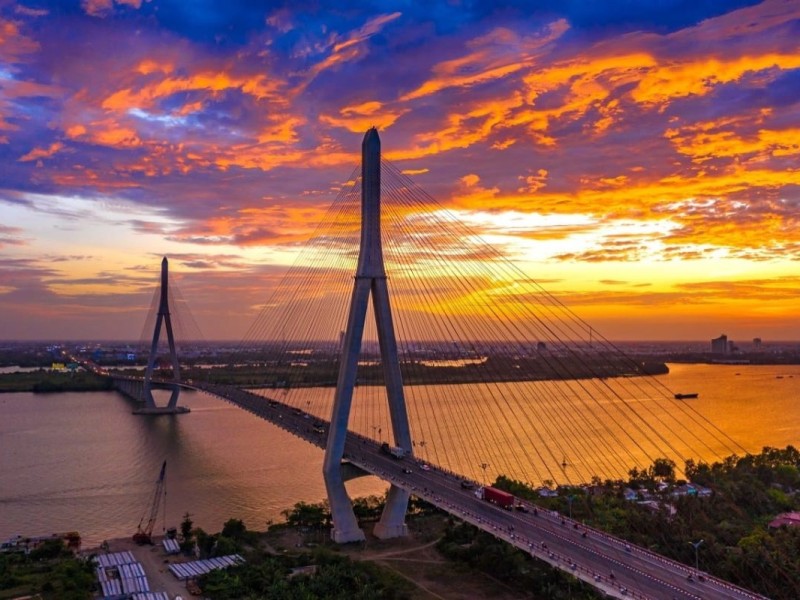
[
  {"xmin": 651, "ymin": 458, "xmax": 677, "ymax": 482},
  {"xmin": 221, "ymin": 518, "xmax": 247, "ymax": 540},
  {"xmin": 281, "ymin": 501, "xmax": 329, "ymax": 529},
  {"xmin": 180, "ymin": 512, "xmax": 195, "ymax": 553}
]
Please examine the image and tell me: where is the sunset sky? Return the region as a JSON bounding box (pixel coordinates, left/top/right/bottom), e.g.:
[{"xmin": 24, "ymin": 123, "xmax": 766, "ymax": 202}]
[{"xmin": 1, "ymin": 0, "xmax": 799, "ymax": 342}]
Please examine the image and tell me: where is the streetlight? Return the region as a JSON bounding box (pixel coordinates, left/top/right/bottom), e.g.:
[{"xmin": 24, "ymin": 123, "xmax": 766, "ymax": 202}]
[
  {"xmin": 566, "ymin": 494, "xmax": 575, "ymax": 520},
  {"xmin": 479, "ymin": 462, "xmax": 489, "ymax": 484},
  {"xmin": 689, "ymin": 539, "xmax": 704, "ymax": 575}
]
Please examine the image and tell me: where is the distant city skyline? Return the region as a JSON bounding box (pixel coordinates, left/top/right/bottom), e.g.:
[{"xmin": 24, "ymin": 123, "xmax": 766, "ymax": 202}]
[{"xmin": 1, "ymin": 1, "xmax": 799, "ymax": 341}]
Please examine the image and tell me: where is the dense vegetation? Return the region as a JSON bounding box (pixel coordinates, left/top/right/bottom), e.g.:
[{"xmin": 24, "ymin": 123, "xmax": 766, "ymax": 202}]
[
  {"xmin": 199, "ymin": 548, "xmax": 413, "ymax": 599},
  {"xmin": 494, "ymin": 445, "xmax": 800, "ymax": 599},
  {"xmin": 0, "ymin": 371, "xmax": 113, "ymax": 393},
  {"xmin": 0, "ymin": 539, "xmax": 94, "ymax": 600},
  {"xmin": 436, "ymin": 522, "xmax": 601, "ymax": 599},
  {"xmin": 189, "ymin": 517, "xmax": 413, "ymax": 600}
]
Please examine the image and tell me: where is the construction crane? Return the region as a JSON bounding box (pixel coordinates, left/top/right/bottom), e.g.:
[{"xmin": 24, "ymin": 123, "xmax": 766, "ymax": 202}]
[{"xmin": 133, "ymin": 460, "xmax": 167, "ymax": 545}]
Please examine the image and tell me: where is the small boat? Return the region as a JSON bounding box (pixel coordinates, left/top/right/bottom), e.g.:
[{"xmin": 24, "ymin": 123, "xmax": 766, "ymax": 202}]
[{"xmin": 674, "ymin": 393, "xmax": 698, "ymax": 399}]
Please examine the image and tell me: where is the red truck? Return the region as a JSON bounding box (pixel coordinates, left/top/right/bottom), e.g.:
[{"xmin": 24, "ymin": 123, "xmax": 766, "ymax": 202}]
[{"xmin": 477, "ymin": 486, "xmax": 514, "ymax": 509}]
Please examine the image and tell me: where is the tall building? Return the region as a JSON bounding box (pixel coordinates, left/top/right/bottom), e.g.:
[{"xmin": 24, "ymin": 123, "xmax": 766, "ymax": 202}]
[{"xmin": 711, "ymin": 334, "xmax": 728, "ymax": 354}]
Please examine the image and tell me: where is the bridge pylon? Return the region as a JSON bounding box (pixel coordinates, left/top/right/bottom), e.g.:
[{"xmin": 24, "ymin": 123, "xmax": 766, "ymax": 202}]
[
  {"xmin": 323, "ymin": 128, "xmax": 413, "ymax": 543},
  {"xmin": 135, "ymin": 256, "xmax": 189, "ymax": 415}
]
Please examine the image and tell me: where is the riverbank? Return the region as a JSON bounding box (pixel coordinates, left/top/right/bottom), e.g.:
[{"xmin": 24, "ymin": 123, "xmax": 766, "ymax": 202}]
[{"xmin": 0, "ymin": 371, "xmax": 113, "ymax": 393}]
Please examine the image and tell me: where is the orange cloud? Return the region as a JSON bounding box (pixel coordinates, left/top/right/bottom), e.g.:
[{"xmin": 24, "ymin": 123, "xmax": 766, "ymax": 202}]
[
  {"xmin": 301, "ymin": 12, "xmax": 402, "ymax": 90},
  {"xmin": 19, "ymin": 142, "xmax": 64, "ymax": 162},
  {"xmin": 65, "ymin": 124, "xmax": 87, "ymax": 138},
  {"xmin": 519, "ymin": 169, "xmax": 548, "ymax": 193},
  {"xmin": 167, "ymin": 203, "xmax": 334, "ymax": 247},
  {"xmin": 631, "ymin": 53, "xmax": 800, "ymax": 106},
  {"xmin": 0, "ymin": 17, "xmax": 39, "ymax": 61},
  {"xmin": 136, "ymin": 59, "xmax": 174, "ymax": 75},
  {"xmin": 461, "ymin": 174, "xmax": 480, "ymax": 187},
  {"xmin": 320, "ymin": 101, "xmax": 407, "ymax": 133},
  {"xmin": 82, "ymin": 0, "xmax": 142, "ymax": 18},
  {"xmin": 87, "ymin": 120, "xmax": 141, "ymax": 148},
  {"xmin": 256, "ymin": 116, "xmax": 305, "ymax": 144},
  {"xmin": 386, "ymin": 3, "xmax": 800, "ymax": 161},
  {"xmin": 102, "ymin": 71, "xmax": 285, "ymax": 111},
  {"xmin": 387, "ymin": 92, "xmax": 528, "ymax": 161},
  {"xmin": 400, "ymin": 21, "xmax": 569, "ymax": 102},
  {"xmin": 666, "ymin": 118, "xmax": 800, "ymax": 162}
]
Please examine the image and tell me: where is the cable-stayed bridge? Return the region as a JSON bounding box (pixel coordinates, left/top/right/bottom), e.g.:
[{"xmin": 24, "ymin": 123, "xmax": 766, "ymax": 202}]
[{"xmin": 100, "ymin": 129, "xmax": 766, "ymax": 600}]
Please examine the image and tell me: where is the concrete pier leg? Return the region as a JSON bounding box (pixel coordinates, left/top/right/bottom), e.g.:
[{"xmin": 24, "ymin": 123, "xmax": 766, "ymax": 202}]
[
  {"xmin": 373, "ymin": 485, "xmax": 410, "ymax": 539},
  {"xmin": 323, "ymin": 277, "xmax": 371, "ymax": 543},
  {"xmin": 324, "ymin": 466, "xmax": 366, "ymax": 543}
]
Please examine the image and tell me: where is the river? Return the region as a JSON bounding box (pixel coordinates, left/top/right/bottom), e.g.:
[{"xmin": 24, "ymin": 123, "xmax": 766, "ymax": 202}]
[{"xmin": 1, "ymin": 363, "xmax": 798, "ymax": 546}]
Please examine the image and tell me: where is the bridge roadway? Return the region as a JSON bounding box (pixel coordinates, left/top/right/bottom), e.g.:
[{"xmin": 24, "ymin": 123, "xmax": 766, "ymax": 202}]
[{"xmin": 181, "ymin": 381, "xmax": 764, "ymax": 600}]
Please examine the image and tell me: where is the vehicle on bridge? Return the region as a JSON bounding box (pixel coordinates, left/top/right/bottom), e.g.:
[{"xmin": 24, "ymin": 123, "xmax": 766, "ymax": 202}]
[
  {"xmin": 380, "ymin": 442, "xmax": 407, "ymax": 459},
  {"xmin": 476, "ymin": 486, "xmax": 514, "ymax": 509}
]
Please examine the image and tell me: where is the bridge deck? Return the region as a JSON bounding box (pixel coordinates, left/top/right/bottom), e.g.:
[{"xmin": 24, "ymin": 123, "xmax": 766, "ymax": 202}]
[{"xmin": 188, "ymin": 380, "xmax": 767, "ymax": 600}]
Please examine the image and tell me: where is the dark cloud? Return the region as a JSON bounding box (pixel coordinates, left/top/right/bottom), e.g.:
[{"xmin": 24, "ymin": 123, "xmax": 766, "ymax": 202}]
[{"xmin": 464, "ymin": 0, "xmax": 764, "ymax": 32}]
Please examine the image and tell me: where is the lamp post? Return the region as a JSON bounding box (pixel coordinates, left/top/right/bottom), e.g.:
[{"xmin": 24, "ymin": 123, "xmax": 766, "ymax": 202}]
[
  {"xmin": 689, "ymin": 539, "xmax": 704, "ymax": 575},
  {"xmin": 566, "ymin": 494, "xmax": 575, "ymax": 520}
]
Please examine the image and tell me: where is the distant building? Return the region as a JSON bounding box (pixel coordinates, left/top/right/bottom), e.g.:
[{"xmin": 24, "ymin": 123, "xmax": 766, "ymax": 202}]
[
  {"xmin": 753, "ymin": 338, "xmax": 762, "ymax": 349},
  {"xmin": 623, "ymin": 488, "xmax": 639, "ymax": 501},
  {"xmin": 711, "ymin": 334, "xmax": 728, "ymax": 354},
  {"xmin": 670, "ymin": 483, "xmax": 712, "ymax": 498},
  {"xmin": 537, "ymin": 486, "xmax": 558, "ymax": 498}
]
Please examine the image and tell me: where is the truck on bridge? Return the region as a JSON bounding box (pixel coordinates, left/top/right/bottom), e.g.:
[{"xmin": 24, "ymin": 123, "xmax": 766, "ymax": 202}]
[
  {"xmin": 476, "ymin": 486, "xmax": 514, "ymax": 509},
  {"xmin": 380, "ymin": 442, "xmax": 407, "ymax": 459}
]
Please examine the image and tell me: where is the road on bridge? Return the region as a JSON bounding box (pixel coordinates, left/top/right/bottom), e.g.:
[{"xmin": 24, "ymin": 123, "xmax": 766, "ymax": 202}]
[{"xmin": 189, "ymin": 381, "xmax": 766, "ymax": 600}]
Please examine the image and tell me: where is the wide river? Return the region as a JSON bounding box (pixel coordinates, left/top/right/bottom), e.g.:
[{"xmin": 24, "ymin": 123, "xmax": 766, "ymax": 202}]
[{"xmin": 1, "ymin": 363, "xmax": 798, "ymax": 546}]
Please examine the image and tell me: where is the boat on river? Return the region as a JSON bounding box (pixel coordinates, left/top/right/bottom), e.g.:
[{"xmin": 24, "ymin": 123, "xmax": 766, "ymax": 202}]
[{"xmin": 674, "ymin": 392, "xmax": 699, "ymax": 399}]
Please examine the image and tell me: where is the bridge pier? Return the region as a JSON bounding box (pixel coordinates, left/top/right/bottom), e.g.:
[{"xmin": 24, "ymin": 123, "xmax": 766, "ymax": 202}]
[
  {"xmin": 324, "ymin": 467, "xmax": 366, "ymax": 543},
  {"xmin": 373, "ymin": 486, "xmax": 410, "ymax": 539},
  {"xmin": 113, "ymin": 377, "xmax": 190, "ymax": 414}
]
